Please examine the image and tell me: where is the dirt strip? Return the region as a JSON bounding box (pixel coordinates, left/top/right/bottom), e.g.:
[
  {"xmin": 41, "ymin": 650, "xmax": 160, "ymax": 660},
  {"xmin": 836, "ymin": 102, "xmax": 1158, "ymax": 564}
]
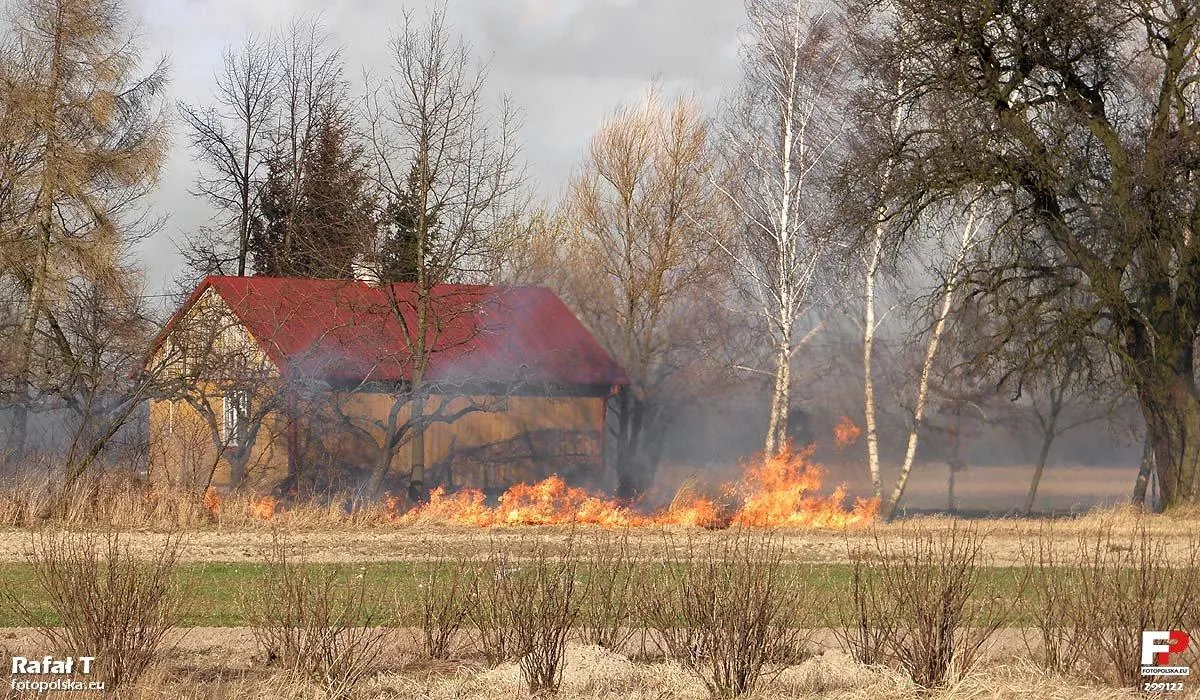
[{"xmin": 0, "ymin": 514, "xmax": 1195, "ymax": 565}]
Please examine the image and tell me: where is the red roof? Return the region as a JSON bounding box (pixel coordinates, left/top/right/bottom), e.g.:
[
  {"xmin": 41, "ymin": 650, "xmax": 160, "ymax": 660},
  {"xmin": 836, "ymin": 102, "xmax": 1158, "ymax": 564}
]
[{"xmin": 152, "ymin": 276, "xmax": 629, "ymax": 389}]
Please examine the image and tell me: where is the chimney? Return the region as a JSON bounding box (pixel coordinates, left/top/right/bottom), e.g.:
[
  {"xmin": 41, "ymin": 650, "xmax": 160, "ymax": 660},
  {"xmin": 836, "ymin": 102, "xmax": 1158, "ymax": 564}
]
[{"xmin": 352, "ymin": 253, "xmax": 382, "ymax": 286}]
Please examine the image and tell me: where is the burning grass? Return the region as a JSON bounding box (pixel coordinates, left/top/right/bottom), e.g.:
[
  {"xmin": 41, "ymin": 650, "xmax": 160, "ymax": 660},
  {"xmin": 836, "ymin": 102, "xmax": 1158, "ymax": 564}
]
[
  {"xmin": 397, "ymin": 442, "xmax": 878, "ymax": 528},
  {"xmin": 0, "ymin": 440, "xmax": 878, "ymax": 532}
]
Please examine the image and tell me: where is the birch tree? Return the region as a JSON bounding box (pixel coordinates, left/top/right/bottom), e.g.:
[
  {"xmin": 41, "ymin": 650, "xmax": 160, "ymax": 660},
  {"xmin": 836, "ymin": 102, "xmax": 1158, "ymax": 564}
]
[
  {"xmin": 715, "ymin": 0, "xmax": 846, "ymax": 455},
  {"xmin": 881, "ymin": 197, "xmax": 984, "ymax": 520}
]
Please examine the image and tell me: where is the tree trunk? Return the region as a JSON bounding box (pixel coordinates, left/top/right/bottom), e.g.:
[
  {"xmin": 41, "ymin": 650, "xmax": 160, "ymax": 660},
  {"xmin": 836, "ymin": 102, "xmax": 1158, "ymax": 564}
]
[
  {"xmin": 408, "ymin": 394, "xmax": 427, "ymax": 504},
  {"xmin": 947, "ymin": 465, "xmax": 956, "ymax": 514},
  {"xmin": 1024, "ymin": 406, "xmax": 1062, "ymax": 516},
  {"xmin": 863, "ymin": 239, "xmax": 883, "ymax": 499},
  {"xmin": 1024, "ymin": 431, "xmax": 1055, "ymax": 516},
  {"xmin": 6, "ymin": 8, "xmax": 65, "ymax": 462},
  {"xmin": 1138, "ymin": 371, "xmax": 1200, "ymax": 509},
  {"xmin": 1131, "ymin": 432, "xmax": 1154, "ymax": 507},
  {"xmin": 614, "ymin": 387, "xmax": 647, "ymax": 502},
  {"xmin": 764, "ymin": 321, "xmax": 792, "ymax": 455}
]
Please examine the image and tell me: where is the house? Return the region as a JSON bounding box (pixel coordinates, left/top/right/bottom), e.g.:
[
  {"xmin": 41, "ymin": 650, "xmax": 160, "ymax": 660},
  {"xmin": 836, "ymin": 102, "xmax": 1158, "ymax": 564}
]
[{"xmin": 143, "ymin": 275, "xmax": 629, "ymax": 499}]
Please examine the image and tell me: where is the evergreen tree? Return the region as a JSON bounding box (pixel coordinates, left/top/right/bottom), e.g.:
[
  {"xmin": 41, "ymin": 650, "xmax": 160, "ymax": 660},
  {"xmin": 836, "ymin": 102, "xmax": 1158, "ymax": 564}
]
[
  {"xmin": 378, "ymin": 162, "xmax": 440, "ymax": 283},
  {"xmin": 247, "ymin": 151, "xmax": 291, "ymax": 276},
  {"xmin": 292, "ymin": 107, "xmax": 374, "ymax": 279},
  {"xmin": 247, "ymin": 106, "xmax": 373, "ymax": 279}
]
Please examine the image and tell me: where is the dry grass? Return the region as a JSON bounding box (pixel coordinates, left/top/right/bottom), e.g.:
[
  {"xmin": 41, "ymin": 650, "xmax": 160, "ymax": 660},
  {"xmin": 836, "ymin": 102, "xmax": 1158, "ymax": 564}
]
[{"xmin": 1, "ymin": 646, "xmax": 1186, "ymax": 699}]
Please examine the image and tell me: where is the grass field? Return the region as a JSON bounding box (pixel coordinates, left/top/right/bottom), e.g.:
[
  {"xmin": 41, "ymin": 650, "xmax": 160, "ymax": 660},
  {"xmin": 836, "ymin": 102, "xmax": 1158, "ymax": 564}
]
[
  {"xmin": 0, "ymin": 479, "xmax": 1197, "ymax": 699},
  {"xmin": 0, "ymin": 560, "xmax": 1034, "ymax": 628}
]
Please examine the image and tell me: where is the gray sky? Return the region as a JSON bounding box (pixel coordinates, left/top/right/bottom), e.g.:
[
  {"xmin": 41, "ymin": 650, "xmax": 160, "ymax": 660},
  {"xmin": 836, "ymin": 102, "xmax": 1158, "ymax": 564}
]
[{"xmin": 130, "ymin": 0, "xmax": 746, "ymax": 296}]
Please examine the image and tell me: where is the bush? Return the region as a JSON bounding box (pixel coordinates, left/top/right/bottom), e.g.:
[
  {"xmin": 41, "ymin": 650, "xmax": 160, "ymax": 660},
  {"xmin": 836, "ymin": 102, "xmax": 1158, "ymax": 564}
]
[
  {"xmin": 244, "ymin": 535, "xmax": 388, "ymax": 700},
  {"xmin": 881, "ymin": 523, "xmax": 1014, "ymax": 688},
  {"xmin": 578, "ymin": 530, "xmax": 635, "ymax": 651},
  {"xmin": 1020, "ymin": 523, "xmax": 1089, "ymax": 674},
  {"xmin": 1026, "ymin": 521, "xmax": 1200, "ymax": 687},
  {"xmin": 466, "ymin": 546, "xmax": 519, "ymax": 667},
  {"xmin": 508, "ymin": 541, "xmax": 584, "ymax": 695},
  {"xmin": 5, "ymin": 529, "xmax": 188, "ymax": 690},
  {"xmin": 466, "ymin": 535, "xmax": 585, "ymax": 694},
  {"xmin": 832, "ymin": 523, "xmax": 1014, "ymax": 689},
  {"xmin": 828, "ymin": 543, "xmax": 896, "ymax": 667},
  {"xmin": 408, "ymin": 559, "xmax": 471, "ymax": 660},
  {"xmin": 641, "ymin": 529, "xmax": 811, "ymax": 699}
]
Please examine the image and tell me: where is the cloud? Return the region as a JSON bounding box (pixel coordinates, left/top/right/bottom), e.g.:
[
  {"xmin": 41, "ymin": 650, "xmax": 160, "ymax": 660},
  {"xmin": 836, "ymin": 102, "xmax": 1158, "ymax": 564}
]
[{"xmin": 127, "ymin": 0, "xmax": 745, "ymax": 296}]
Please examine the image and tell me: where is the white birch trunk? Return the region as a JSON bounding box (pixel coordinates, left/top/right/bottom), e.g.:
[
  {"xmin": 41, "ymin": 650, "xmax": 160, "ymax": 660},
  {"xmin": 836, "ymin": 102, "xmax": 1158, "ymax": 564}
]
[
  {"xmin": 863, "ymin": 224, "xmax": 884, "ymax": 499},
  {"xmin": 881, "ymin": 199, "xmax": 982, "ymax": 520},
  {"xmin": 765, "ymin": 314, "xmax": 794, "ymax": 454}
]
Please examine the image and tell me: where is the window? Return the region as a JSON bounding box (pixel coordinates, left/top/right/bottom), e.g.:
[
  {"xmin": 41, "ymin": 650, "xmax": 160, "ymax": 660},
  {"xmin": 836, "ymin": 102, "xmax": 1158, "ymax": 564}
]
[{"xmin": 222, "ymin": 390, "xmax": 251, "ymax": 446}]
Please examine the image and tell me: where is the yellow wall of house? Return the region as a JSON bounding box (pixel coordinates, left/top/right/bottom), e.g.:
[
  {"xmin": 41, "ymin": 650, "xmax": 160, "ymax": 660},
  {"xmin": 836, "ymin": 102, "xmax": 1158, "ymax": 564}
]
[
  {"xmin": 148, "ymin": 386, "xmax": 290, "ymax": 492},
  {"xmin": 149, "ymin": 388, "xmax": 606, "ymax": 493},
  {"xmin": 332, "ymin": 393, "xmax": 605, "ymax": 488}
]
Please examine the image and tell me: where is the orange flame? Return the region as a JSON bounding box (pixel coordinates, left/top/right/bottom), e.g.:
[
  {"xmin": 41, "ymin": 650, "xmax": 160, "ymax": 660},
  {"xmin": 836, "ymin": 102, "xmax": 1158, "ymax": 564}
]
[
  {"xmin": 247, "ymin": 495, "xmax": 279, "ymax": 521},
  {"xmin": 202, "ymin": 487, "xmax": 221, "ymax": 515},
  {"xmin": 833, "ymin": 416, "xmax": 862, "ymax": 449},
  {"xmin": 400, "ymin": 440, "xmax": 878, "ymax": 529}
]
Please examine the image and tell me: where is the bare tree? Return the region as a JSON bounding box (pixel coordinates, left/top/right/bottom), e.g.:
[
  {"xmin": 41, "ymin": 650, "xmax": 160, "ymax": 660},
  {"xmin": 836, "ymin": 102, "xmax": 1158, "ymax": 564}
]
[
  {"xmin": 555, "ymin": 90, "xmax": 727, "ymax": 499},
  {"xmin": 713, "ymin": 0, "xmax": 846, "ymax": 455},
  {"xmin": 178, "ymin": 34, "xmax": 278, "ymax": 277},
  {"xmin": 0, "ymin": 0, "xmax": 168, "ymax": 459},
  {"xmin": 364, "ymin": 4, "xmax": 525, "ymax": 500},
  {"xmin": 273, "ymin": 17, "xmax": 347, "ymax": 267},
  {"xmin": 856, "ymin": 0, "xmax": 1200, "ymax": 509}
]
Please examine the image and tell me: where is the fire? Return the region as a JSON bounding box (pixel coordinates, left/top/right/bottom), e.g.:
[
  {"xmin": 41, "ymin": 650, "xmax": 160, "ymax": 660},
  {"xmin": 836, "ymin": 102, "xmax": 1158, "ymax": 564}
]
[
  {"xmin": 834, "ymin": 416, "xmax": 862, "ymax": 449},
  {"xmin": 400, "ymin": 441, "xmax": 878, "ymax": 529},
  {"xmin": 247, "ymin": 495, "xmax": 279, "ymax": 521},
  {"xmin": 732, "ymin": 443, "xmax": 877, "ymax": 527},
  {"xmin": 202, "ymin": 487, "xmax": 220, "ymax": 514}
]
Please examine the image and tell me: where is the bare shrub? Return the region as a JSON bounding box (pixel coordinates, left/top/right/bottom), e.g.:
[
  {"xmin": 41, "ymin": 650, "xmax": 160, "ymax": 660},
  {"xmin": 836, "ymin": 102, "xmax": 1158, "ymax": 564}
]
[
  {"xmin": 508, "ymin": 540, "xmax": 584, "ymax": 695},
  {"xmin": 407, "ymin": 559, "xmax": 471, "ymax": 660},
  {"xmin": 1020, "ymin": 523, "xmax": 1088, "ymax": 674},
  {"xmin": 466, "ymin": 546, "xmax": 519, "ymax": 667},
  {"xmin": 1036, "ymin": 522, "xmax": 1200, "ymax": 687},
  {"xmin": 466, "ymin": 536, "xmax": 585, "ymax": 694},
  {"xmin": 5, "ymin": 530, "xmax": 188, "ymax": 690},
  {"xmin": 640, "ymin": 529, "xmax": 812, "ymax": 699},
  {"xmin": 578, "ymin": 530, "xmax": 635, "ymax": 651},
  {"xmin": 244, "ymin": 535, "xmax": 388, "ymax": 700},
  {"xmin": 828, "ymin": 542, "xmax": 897, "ymax": 667},
  {"xmin": 868, "ymin": 522, "xmax": 1015, "ymax": 688}
]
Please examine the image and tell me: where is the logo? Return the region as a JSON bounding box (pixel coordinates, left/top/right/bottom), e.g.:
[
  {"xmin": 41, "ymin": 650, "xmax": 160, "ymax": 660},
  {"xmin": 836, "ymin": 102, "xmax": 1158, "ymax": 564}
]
[
  {"xmin": 8, "ymin": 655, "xmax": 105, "ymax": 693},
  {"xmin": 1142, "ymin": 630, "xmax": 1192, "ymax": 677}
]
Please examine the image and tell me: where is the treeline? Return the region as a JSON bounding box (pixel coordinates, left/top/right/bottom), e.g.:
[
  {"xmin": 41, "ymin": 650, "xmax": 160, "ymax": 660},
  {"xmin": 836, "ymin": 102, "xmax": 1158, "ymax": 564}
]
[{"xmin": 2, "ymin": 0, "xmax": 1197, "ymax": 516}]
